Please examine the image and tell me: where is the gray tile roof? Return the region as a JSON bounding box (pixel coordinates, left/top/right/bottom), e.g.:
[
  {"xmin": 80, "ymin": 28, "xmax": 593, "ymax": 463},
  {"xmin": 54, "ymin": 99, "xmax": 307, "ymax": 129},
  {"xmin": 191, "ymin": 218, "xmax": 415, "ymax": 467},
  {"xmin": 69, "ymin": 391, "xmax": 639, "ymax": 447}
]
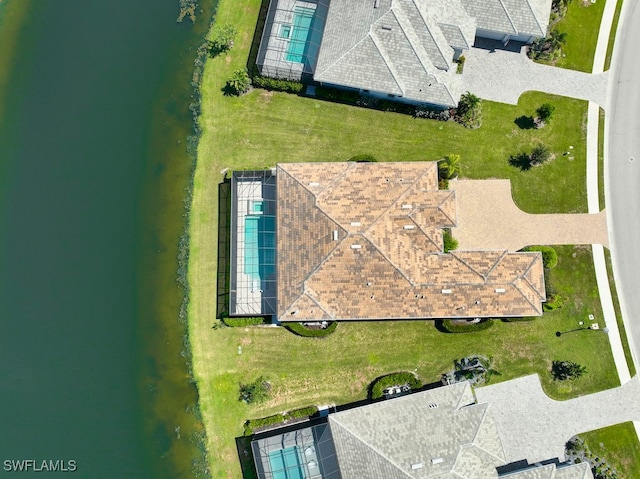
[
  {"xmin": 314, "ymin": 0, "xmax": 470, "ymax": 107},
  {"xmin": 328, "ymin": 382, "xmax": 507, "ymax": 479},
  {"xmin": 460, "ymin": 0, "xmax": 550, "ymax": 37}
]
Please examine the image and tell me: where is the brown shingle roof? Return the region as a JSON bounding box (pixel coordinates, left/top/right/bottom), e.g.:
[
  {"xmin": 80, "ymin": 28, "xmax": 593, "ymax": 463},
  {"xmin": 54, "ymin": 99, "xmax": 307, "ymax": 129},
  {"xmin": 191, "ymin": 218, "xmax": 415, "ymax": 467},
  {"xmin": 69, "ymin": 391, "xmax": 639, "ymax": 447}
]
[{"xmin": 277, "ymin": 162, "xmax": 545, "ymax": 320}]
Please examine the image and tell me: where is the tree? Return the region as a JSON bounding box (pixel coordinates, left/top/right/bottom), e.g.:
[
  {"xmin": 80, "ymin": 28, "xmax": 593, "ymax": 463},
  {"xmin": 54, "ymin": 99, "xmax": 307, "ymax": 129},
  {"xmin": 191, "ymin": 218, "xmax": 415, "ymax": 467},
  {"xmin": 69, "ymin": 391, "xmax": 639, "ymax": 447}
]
[
  {"xmin": 536, "ymin": 103, "xmax": 555, "ymax": 124},
  {"xmin": 552, "ymin": 360, "xmax": 587, "ymax": 381},
  {"xmin": 529, "ymin": 144, "xmax": 551, "ymax": 166},
  {"xmin": 457, "ymin": 92, "xmax": 482, "ymax": 128},
  {"xmin": 226, "ymin": 69, "xmax": 251, "ymax": 96},
  {"xmin": 208, "ymin": 23, "xmax": 237, "ymax": 56},
  {"xmin": 439, "ymin": 154, "xmax": 461, "ymax": 180},
  {"xmin": 239, "ymin": 376, "xmax": 271, "ymax": 404}
]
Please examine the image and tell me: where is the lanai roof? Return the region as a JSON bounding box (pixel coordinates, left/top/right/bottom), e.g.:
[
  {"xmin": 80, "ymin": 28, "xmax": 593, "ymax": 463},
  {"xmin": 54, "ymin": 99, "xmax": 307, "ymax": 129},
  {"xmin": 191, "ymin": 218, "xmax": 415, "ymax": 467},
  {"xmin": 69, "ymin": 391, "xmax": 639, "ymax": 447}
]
[{"xmin": 276, "ymin": 162, "xmax": 546, "ymax": 321}]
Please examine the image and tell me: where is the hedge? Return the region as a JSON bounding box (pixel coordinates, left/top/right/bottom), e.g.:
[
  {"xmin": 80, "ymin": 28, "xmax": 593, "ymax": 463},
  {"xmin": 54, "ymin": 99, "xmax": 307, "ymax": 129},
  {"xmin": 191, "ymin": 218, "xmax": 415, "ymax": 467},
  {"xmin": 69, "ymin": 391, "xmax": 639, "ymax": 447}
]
[
  {"xmin": 244, "ymin": 405, "xmax": 319, "ymax": 436},
  {"xmin": 521, "ymin": 245, "xmax": 558, "ymax": 269},
  {"xmin": 440, "ymin": 319, "xmax": 494, "ymax": 333},
  {"xmin": 314, "ymin": 86, "xmax": 360, "ymax": 104},
  {"xmin": 251, "ymin": 75, "xmax": 304, "ymax": 94},
  {"xmin": 222, "ymin": 316, "xmax": 266, "ymax": 327},
  {"xmin": 284, "ymin": 321, "xmax": 338, "ymax": 337},
  {"xmin": 349, "ymin": 154, "xmax": 377, "ymax": 162},
  {"xmin": 370, "ymin": 372, "xmax": 421, "ymax": 400}
]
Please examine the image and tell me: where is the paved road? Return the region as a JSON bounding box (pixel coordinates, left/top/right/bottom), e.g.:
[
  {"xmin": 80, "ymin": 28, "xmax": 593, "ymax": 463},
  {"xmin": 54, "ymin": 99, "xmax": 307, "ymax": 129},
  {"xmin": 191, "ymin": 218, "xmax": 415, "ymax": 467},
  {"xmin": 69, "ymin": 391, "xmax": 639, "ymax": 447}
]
[
  {"xmin": 607, "ymin": 0, "xmax": 640, "ymax": 367},
  {"xmin": 476, "ymin": 374, "xmax": 640, "ymax": 464}
]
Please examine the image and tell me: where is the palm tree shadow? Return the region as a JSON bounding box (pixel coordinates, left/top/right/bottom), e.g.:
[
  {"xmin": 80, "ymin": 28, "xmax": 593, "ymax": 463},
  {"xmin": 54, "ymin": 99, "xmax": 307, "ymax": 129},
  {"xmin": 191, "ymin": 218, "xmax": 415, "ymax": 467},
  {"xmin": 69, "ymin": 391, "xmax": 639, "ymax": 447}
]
[
  {"xmin": 514, "ymin": 115, "xmax": 535, "ymax": 129},
  {"xmin": 508, "ymin": 152, "xmax": 532, "ymax": 171}
]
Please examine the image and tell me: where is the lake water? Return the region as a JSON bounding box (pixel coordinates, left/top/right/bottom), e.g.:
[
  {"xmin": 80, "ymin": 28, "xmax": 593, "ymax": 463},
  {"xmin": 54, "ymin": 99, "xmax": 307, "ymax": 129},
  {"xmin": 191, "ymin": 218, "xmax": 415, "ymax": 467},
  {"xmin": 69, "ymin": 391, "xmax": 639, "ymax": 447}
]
[{"xmin": 0, "ymin": 0, "xmax": 213, "ymax": 477}]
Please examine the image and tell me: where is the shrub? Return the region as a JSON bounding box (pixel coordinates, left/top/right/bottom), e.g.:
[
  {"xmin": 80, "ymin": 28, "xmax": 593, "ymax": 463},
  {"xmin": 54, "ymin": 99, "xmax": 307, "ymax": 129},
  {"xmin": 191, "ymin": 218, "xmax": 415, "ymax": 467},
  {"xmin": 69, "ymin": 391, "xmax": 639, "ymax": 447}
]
[
  {"xmin": 456, "ymin": 92, "xmax": 482, "ymax": 128},
  {"xmin": 315, "ymin": 86, "xmax": 360, "ymax": 104},
  {"xmin": 443, "ymin": 229, "xmax": 458, "ymax": 252},
  {"xmin": 455, "ymin": 55, "xmax": 466, "ymax": 74},
  {"xmin": 414, "ymin": 107, "xmax": 452, "ymax": 121},
  {"xmin": 239, "ymin": 376, "xmax": 270, "ymax": 404},
  {"xmin": 349, "ymin": 154, "xmax": 377, "ymax": 162},
  {"xmin": 530, "ymin": 144, "xmax": 551, "ymax": 166},
  {"xmin": 243, "ymin": 405, "xmax": 319, "ymax": 436},
  {"xmin": 251, "ymin": 75, "xmax": 304, "ymax": 94},
  {"xmin": 543, "ymin": 293, "xmax": 563, "ymax": 311},
  {"xmin": 284, "ymin": 321, "xmax": 338, "ymax": 337},
  {"xmin": 222, "ymin": 316, "xmax": 266, "ymax": 327},
  {"xmin": 225, "ymin": 69, "xmax": 251, "ymax": 96},
  {"xmin": 537, "ymin": 103, "xmax": 555, "ymax": 123},
  {"xmin": 552, "ymin": 360, "xmax": 587, "ymax": 381},
  {"xmin": 439, "ymin": 154, "xmax": 461, "ymax": 180},
  {"xmin": 521, "ymin": 245, "xmax": 558, "ymax": 269},
  {"xmin": 440, "ymin": 319, "xmax": 494, "ymax": 333},
  {"xmin": 369, "ymin": 372, "xmax": 421, "ymax": 399},
  {"xmin": 208, "ymin": 24, "xmax": 237, "ymax": 56}
]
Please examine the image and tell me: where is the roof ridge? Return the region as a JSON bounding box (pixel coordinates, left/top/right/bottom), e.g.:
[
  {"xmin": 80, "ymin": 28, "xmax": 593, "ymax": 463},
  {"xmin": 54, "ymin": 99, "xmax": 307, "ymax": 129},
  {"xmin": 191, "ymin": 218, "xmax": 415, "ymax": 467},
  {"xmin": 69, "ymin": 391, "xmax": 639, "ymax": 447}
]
[
  {"xmin": 481, "ymin": 250, "xmax": 509, "ymax": 280},
  {"xmin": 369, "ymin": 20, "xmax": 407, "ymax": 93},
  {"xmin": 316, "ymin": 31, "xmax": 382, "ymax": 78},
  {"xmin": 521, "ymin": 0, "xmax": 546, "ymax": 36},
  {"xmin": 468, "ymin": 403, "xmax": 508, "ymax": 464},
  {"xmin": 437, "ymin": 22, "xmax": 470, "ymax": 49},
  {"xmin": 302, "ymin": 291, "xmax": 336, "ymax": 319},
  {"xmin": 393, "ymin": 0, "xmax": 445, "ymax": 74},
  {"xmin": 316, "ymin": 162, "xmax": 356, "ymax": 203},
  {"xmin": 360, "ymin": 232, "xmax": 416, "ymax": 285},
  {"xmin": 435, "ymin": 190, "xmax": 457, "ymax": 226},
  {"xmin": 330, "ymin": 416, "xmax": 415, "ymax": 479},
  {"xmin": 412, "ymin": 223, "xmax": 443, "ymax": 253},
  {"xmin": 497, "ymin": 0, "xmax": 518, "ymax": 35},
  {"xmin": 512, "ymin": 277, "xmax": 543, "ymax": 314},
  {"xmin": 518, "ymin": 255, "xmax": 546, "ymax": 300},
  {"xmin": 448, "ymin": 252, "xmax": 490, "ymax": 282}
]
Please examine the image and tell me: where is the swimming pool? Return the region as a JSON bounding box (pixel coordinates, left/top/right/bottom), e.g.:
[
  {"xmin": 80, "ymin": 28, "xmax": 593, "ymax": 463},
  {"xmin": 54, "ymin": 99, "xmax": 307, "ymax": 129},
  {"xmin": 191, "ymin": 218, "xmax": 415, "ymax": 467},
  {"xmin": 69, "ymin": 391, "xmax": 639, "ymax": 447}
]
[
  {"xmin": 268, "ymin": 447, "xmax": 305, "ymax": 479},
  {"xmin": 244, "ymin": 216, "xmax": 275, "ymax": 281},
  {"xmin": 286, "ymin": 6, "xmax": 315, "ymax": 63}
]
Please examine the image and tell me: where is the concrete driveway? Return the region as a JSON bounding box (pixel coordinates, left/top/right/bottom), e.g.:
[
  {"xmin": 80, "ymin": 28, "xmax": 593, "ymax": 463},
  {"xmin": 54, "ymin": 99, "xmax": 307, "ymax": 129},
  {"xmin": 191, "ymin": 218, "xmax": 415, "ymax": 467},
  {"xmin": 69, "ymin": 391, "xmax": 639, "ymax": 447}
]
[
  {"xmin": 463, "ymin": 43, "xmax": 609, "ymax": 108},
  {"xmin": 476, "ymin": 374, "xmax": 640, "ymax": 464},
  {"xmin": 451, "ymin": 179, "xmax": 609, "ymax": 251}
]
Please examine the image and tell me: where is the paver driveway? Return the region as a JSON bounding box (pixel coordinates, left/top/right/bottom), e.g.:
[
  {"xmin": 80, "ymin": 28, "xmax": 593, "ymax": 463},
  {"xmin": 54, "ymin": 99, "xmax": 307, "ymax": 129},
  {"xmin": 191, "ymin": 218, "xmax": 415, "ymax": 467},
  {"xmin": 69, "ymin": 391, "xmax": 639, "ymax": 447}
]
[
  {"xmin": 451, "ymin": 179, "xmax": 609, "ymax": 251},
  {"xmin": 463, "ymin": 43, "xmax": 609, "ymax": 108},
  {"xmin": 476, "ymin": 374, "xmax": 640, "ymax": 464}
]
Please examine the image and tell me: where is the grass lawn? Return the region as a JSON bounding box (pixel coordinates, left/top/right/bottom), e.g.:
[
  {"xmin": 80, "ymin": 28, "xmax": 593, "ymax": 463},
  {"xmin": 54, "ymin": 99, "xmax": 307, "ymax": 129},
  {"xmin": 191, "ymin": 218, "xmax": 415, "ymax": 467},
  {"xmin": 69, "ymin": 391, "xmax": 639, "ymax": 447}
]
[
  {"xmin": 605, "ymin": 0, "xmax": 625, "ymax": 70},
  {"xmin": 581, "ymin": 422, "xmax": 640, "ymax": 478},
  {"xmin": 188, "ymin": 0, "xmax": 622, "ymax": 477},
  {"xmin": 552, "ymin": 0, "xmax": 607, "ymax": 72}
]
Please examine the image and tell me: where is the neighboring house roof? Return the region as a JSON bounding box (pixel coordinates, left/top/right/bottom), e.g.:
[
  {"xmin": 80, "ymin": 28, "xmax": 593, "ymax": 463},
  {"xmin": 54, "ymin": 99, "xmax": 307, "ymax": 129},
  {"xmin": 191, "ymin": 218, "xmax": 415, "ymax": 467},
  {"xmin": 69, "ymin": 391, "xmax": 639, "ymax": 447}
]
[
  {"xmin": 314, "ymin": 0, "xmax": 474, "ymax": 107},
  {"xmin": 328, "ymin": 382, "xmax": 506, "ymax": 479},
  {"xmin": 276, "ymin": 162, "xmax": 546, "ymax": 321},
  {"xmin": 460, "ymin": 0, "xmax": 551, "ymax": 37}
]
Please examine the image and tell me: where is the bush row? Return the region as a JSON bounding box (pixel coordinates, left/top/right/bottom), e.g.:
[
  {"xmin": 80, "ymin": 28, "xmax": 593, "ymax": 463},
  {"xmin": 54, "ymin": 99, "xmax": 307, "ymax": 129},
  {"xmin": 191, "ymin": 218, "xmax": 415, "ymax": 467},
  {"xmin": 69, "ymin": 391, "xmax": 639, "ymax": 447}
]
[
  {"xmin": 520, "ymin": 245, "xmax": 558, "ymax": 269},
  {"xmin": 222, "ymin": 316, "xmax": 267, "ymax": 327},
  {"xmin": 440, "ymin": 319, "xmax": 494, "ymax": 333},
  {"xmin": 370, "ymin": 372, "xmax": 421, "ymax": 400},
  {"xmin": 314, "ymin": 86, "xmax": 361, "ymax": 103},
  {"xmin": 251, "ymin": 75, "xmax": 304, "ymax": 94},
  {"xmin": 284, "ymin": 321, "xmax": 338, "ymax": 337},
  {"xmin": 244, "ymin": 405, "xmax": 319, "ymax": 436}
]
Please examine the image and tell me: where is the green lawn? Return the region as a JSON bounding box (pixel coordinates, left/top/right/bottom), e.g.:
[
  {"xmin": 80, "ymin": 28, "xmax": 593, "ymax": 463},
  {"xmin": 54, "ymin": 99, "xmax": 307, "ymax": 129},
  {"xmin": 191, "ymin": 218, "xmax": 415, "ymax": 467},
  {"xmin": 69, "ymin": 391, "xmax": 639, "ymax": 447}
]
[
  {"xmin": 605, "ymin": 0, "xmax": 625, "ymax": 70},
  {"xmin": 552, "ymin": 0, "xmax": 607, "ymax": 72},
  {"xmin": 581, "ymin": 422, "xmax": 640, "ymax": 479},
  {"xmin": 188, "ymin": 0, "xmax": 623, "ymax": 477}
]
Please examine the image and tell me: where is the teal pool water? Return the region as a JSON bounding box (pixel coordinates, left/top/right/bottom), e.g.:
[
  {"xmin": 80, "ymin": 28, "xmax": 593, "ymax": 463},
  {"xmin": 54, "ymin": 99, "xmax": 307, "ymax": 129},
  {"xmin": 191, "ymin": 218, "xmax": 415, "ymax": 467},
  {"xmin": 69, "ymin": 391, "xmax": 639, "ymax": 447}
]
[
  {"xmin": 286, "ymin": 7, "xmax": 315, "ymax": 63},
  {"xmin": 245, "ymin": 216, "xmax": 260, "ymax": 279},
  {"xmin": 280, "ymin": 24, "xmax": 291, "ymax": 38},
  {"xmin": 244, "ymin": 215, "xmax": 275, "ymax": 280},
  {"xmin": 268, "ymin": 447, "xmax": 304, "ymax": 479}
]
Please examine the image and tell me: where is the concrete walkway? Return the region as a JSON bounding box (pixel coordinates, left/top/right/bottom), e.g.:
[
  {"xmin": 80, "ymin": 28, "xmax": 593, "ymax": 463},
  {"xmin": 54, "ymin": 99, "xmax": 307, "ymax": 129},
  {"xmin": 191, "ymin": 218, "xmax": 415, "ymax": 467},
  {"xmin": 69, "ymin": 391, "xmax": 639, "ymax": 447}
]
[
  {"xmin": 464, "ymin": 44, "xmax": 609, "ymax": 108},
  {"xmin": 476, "ymin": 374, "xmax": 640, "ymax": 464},
  {"xmin": 451, "ymin": 179, "xmax": 609, "ymax": 251}
]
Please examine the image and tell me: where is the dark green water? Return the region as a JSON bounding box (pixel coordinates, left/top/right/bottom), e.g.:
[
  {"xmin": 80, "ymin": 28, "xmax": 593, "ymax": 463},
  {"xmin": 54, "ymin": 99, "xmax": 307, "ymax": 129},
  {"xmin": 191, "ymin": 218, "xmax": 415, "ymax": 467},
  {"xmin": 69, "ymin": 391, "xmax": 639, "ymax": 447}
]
[{"xmin": 0, "ymin": 0, "xmax": 213, "ymax": 477}]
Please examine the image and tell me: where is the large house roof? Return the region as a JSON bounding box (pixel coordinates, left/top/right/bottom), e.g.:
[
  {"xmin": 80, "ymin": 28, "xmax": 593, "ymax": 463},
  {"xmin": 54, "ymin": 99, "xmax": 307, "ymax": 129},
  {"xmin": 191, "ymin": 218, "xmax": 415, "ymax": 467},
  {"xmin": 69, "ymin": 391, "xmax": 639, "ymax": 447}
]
[
  {"xmin": 276, "ymin": 162, "xmax": 546, "ymax": 321},
  {"xmin": 460, "ymin": 0, "xmax": 551, "ymax": 37},
  {"xmin": 329, "ymin": 382, "xmax": 506, "ymax": 479},
  {"xmin": 314, "ymin": 0, "xmax": 474, "ymax": 107}
]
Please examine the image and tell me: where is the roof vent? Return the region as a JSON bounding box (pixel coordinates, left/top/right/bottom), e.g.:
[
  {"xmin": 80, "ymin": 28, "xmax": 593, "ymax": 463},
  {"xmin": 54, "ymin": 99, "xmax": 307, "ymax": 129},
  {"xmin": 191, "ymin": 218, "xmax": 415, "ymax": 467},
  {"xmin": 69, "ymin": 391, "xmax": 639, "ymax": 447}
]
[
  {"xmin": 495, "ymin": 288, "xmax": 506, "ymax": 293},
  {"xmin": 401, "ymin": 204, "xmax": 413, "ymax": 209},
  {"xmin": 350, "ymin": 221, "xmax": 361, "ymax": 227},
  {"xmin": 428, "ymin": 403, "xmax": 438, "ymax": 408},
  {"xmin": 403, "ymin": 225, "xmax": 415, "ymax": 230},
  {"xmin": 351, "ymin": 244, "xmax": 362, "ymax": 249},
  {"xmin": 381, "ymin": 24, "xmax": 392, "ymax": 30},
  {"xmin": 441, "ymin": 289, "xmax": 452, "ymax": 294},
  {"xmin": 333, "ymin": 230, "xmax": 339, "ymax": 241},
  {"xmin": 309, "ymin": 182, "xmax": 320, "ymax": 187},
  {"xmin": 410, "ymin": 463, "xmax": 423, "ymax": 470},
  {"xmin": 431, "ymin": 458, "xmax": 444, "ymax": 465},
  {"xmin": 374, "ymin": 0, "xmax": 379, "ymax": 8}
]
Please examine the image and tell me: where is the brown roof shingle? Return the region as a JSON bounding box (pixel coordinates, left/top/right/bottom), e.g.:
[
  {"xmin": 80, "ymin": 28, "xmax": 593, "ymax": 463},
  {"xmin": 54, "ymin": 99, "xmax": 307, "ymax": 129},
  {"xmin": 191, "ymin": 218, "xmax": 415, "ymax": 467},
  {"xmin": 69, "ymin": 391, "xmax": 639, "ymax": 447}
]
[{"xmin": 277, "ymin": 162, "xmax": 545, "ymax": 320}]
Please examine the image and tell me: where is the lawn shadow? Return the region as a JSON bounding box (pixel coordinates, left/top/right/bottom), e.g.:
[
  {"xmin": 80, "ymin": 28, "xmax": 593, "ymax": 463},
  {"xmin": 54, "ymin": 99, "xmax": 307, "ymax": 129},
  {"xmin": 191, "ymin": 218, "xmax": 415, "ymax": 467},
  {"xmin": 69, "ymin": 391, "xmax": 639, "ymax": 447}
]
[
  {"xmin": 217, "ymin": 178, "xmax": 232, "ymax": 319},
  {"xmin": 508, "ymin": 152, "xmax": 532, "ymax": 171},
  {"xmin": 246, "ymin": 0, "xmax": 271, "ymax": 73},
  {"xmin": 236, "ymin": 435, "xmax": 258, "ymax": 479},
  {"xmin": 515, "ymin": 115, "xmax": 535, "ymax": 129}
]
